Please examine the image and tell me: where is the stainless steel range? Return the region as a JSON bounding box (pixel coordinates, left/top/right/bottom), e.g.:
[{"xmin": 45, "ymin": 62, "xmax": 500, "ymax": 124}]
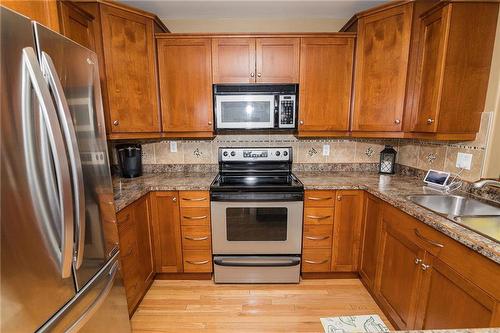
[{"xmin": 210, "ymin": 147, "xmax": 304, "ymax": 283}]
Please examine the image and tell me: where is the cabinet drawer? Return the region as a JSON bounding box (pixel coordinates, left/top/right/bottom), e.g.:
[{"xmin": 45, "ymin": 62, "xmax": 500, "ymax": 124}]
[
  {"xmin": 303, "ymin": 225, "xmax": 333, "ymax": 248},
  {"xmin": 183, "ymin": 250, "xmax": 213, "ymax": 273},
  {"xmin": 305, "ymin": 190, "xmax": 336, "ymax": 207},
  {"xmin": 180, "ymin": 207, "xmax": 211, "ymax": 226},
  {"xmin": 182, "ymin": 225, "xmax": 211, "ymax": 250},
  {"xmin": 302, "ymin": 248, "xmax": 332, "ymax": 272},
  {"xmin": 179, "ymin": 191, "xmax": 210, "ymax": 207},
  {"xmin": 304, "ymin": 207, "xmax": 334, "ymax": 225}
]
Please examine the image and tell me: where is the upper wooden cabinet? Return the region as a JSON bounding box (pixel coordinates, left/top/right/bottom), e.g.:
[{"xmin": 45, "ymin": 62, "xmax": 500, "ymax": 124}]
[
  {"xmin": 58, "ymin": 1, "xmax": 96, "ymax": 51},
  {"xmin": 212, "ymin": 37, "xmax": 300, "ymax": 84},
  {"xmin": 298, "ymin": 36, "xmax": 354, "ymax": 137},
  {"xmin": 408, "ymin": 2, "xmax": 499, "ymax": 140},
  {"xmin": 350, "ymin": 3, "xmax": 413, "ymax": 133},
  {"xmin": 2, "ymin": 0, "xmax": 59, "ymax": 31},
  {"xmin": 156, "ymin": 37, "xmax": 213, "ymax": 138}
]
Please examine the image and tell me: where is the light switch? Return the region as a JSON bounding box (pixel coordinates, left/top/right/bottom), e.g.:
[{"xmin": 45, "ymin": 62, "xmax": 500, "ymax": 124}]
[
  {"xmin": 456, "ymin": 152, "xmax": 472, "ymax": 170},
  {"xmin": 322, "ymin": 144, "xmax": 330, "ymax": 156},
  {"xmin": 170, "ymin": 141, "xmax": 177, "ymax": 153}
]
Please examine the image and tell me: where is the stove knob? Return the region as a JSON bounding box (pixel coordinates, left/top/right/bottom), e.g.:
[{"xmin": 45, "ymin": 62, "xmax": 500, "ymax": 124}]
[
  {"xmin": 283, "ymin": 151, "xmax": 288, "ymax": 156},
  {"xmin": 223, "ymin": 151, "xmax": 228, "ymax": 157},
  {"xmin": 275, "ymin": 151, "xmax": 281, "ymax": 156},
  {"xmin": 230, "ymin": 151, "xmax": 236, "ymax": 157}
]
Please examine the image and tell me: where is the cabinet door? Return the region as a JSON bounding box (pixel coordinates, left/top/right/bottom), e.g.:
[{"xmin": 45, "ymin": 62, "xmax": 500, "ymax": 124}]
[
  {"xmin": 375, "ymin": 216, "xmax": 424, "ymax": 329},
  {"xmin": 100, "ymin": 5, "xmax": 160, "ymax": 133},
  {"xmin": 351, "ymin": 4, "xmax": 412, "ymax": 132},
  {"xmin": 415, "ymin": 256, "xmax": 499, "ymax": 329},
  {"xmin": 157, "ymin": 38, "xmax": 213, "ymax": 135},
  {"xmin": 212, "ymin": 38, "xmax": 255, "ymax": 83},
  {"xmin": 411, "ymin": 6, "xmax": 448, "ymax": 133},
  {"xmin": 58, "ymin": 1, "xmax": 95, "ymax": 51},
  {"xmin": 298, "ymin": 37, "xmax": 354, "ymax": 134},
  {"xmin": 359, "ymin": 194, "xmax": 382, "ymax": 289},
  {"xmin": 255, "ymin": 38, "xmax": 299, "ymax": 83},
  {"xmin": 2, "ymin": 0, "xmax": 59, "ymax": 31},
  {"xmin": 133, "ymin": 194, "xmax": 155, "ymax": 287},
  {"xmin": 331, "ymin": 190, "xmax": 363, "ymax": 272},
  {"xmin": 150, "ymin": 192, "xmax": 183, "ymax": 273}
]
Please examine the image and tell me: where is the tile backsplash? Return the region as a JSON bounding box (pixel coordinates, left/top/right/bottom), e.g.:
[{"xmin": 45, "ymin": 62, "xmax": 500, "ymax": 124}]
[{"xmin": 110, "ymin": 112, "xmax": 493, "ymax": 182}]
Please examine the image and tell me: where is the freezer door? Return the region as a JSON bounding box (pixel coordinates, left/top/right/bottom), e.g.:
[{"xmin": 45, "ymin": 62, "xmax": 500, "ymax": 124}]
[
  {"xmin": 38, "ymin": 252, "xmax": 131, "ymax": 333},
  {"xmin": 34, "ymin": 23, "xmax": 118, "ymax": 290},
  {"xmin": 1, "ymin": 7, "xmax": 76, "ymax": 332}
]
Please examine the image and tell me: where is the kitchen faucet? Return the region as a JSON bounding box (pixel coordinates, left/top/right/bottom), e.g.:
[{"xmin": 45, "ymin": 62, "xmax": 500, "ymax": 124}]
[{"xmin": 472, "ymin": 179, "xmax": 500, "ymax": 189}]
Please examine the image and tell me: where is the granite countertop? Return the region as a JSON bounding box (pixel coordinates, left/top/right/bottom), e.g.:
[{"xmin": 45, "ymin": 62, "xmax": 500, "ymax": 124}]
[
  {"xmin": 113, "ymin": 171, "xmax": 499, "ymax": 264},
  {"xmin": 295, "ymin": 171, "xmax": 500, "ymax": 264},
  {"xmin": 113, "ymin": 172, "xmax": 217, "ymax": 212}
]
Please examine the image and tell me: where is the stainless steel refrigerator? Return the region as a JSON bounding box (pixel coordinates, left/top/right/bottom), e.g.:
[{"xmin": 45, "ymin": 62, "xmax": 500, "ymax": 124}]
[{"xmin": 1, "ymin": 7, "xmax": 131, "ymax": 332}]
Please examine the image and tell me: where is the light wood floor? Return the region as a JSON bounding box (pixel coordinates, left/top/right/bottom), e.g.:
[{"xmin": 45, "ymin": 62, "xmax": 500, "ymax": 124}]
[{"xmin": 131, "ymin": 279, "xmax": 393, "ymax": 332}]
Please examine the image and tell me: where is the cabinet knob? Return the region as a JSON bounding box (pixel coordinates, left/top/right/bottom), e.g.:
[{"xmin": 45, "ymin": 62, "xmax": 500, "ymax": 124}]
[
  {"xmin": 427, "ymin": 118, "xmax": 435, "ymax": 124},
  {"xmin": 172, "ymin": 197, "xmax": 177, "ymax": 202},
  {"xmin": 394, "ymin": 119, "xmax": 401, "ymax": 124},
  {"xmin": 208, "ymin": 121, "xmax": 212, "ymax": 125},
  {"xmin": 250, "ymin": 72, "xmax": 255, "ymax": 77},
  {"xmin": 113, "ymin": 120, "xmax": 119, "ymax": 126},
  {"xmin": 421, "ymin": 263, "xmax": 431, "ymax": 271},
  {"xmin": 257, "ymin": 73, "xmax": 262, "ymax": 77},
  {"xmin": 414, "ymin": 258, "xmax": 423, "ymax": 265},
  {"xmin": 299, "ymin": 120, "xmax": 304, "ymax": 125},
  {"xmin": 337, "ymin": 195, "xmax": 342, "ymax": 201}
]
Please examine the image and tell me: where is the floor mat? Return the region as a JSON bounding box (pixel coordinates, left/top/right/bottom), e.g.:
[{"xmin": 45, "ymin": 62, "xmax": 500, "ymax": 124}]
[{"xmin": 320, "ymin": 314, "xmax": 390, "ymax": 333}]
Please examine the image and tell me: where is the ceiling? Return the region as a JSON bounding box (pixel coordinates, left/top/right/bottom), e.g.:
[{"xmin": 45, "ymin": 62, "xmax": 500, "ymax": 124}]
[{"xmin": 120, "ymin": 0, "xmax": 386, "ymax": 20}]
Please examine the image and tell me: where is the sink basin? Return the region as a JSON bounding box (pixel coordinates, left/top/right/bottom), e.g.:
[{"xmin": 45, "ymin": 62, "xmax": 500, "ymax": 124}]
[
  {"xmin": 453, "ymin": 215, "xmax": 500, "ymax": 242},
  {"xmin": 406, "ymin": 194, "xmax": 500, "ymax": 218}
]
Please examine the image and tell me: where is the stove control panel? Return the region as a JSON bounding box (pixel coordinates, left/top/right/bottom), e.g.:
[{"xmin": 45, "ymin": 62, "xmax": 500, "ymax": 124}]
[{"xmin": 220, "ymin": 147, "xmax": 292, "ymax": 162}]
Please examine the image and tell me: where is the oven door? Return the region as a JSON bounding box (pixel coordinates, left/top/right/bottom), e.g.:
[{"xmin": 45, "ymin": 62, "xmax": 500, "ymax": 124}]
[
  {"xmin": 215, "ymin": 94, "xmax": 275, "ymax": 129},
  {"xmin": 211, "ymin": 193, "xmax": 303, "ymax": 254}
]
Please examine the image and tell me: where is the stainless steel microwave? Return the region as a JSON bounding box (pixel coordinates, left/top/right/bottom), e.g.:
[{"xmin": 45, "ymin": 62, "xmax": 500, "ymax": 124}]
[{"xmin": 213, "ymin": 84, "xmax": 297, "ymax": 130}]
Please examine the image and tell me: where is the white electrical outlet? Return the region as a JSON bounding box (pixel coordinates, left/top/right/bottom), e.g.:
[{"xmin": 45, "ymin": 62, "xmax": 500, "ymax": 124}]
[
  {"xmin": 170, "ymin": 141, "xmax": 177, "ymax": 153},
  {"xmin": 322, "ymin": 144, "xmax": 330, "ymax": 156},
  {"xmin": 456, "ymin": 152, "xmax": 472, "ymax": 170}
]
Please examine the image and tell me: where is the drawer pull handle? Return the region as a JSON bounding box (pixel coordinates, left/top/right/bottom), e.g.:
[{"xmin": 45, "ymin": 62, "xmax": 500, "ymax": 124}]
[
  {"xmin": 184, "ymin": 236, "xmax": 209, "ymax": 241},
  {"xmin": 305, "ymin": 236, "xmax": 330, "ymax": 241},
  {"xmin": 182, "ymin": 197, "xmax": 207, "ymax": 202},
  {"xmin": 186, "ymin": 260, "xmax": 209, "ymax": 265},
  {"xmin": 304, "ymin": 259, "xmax": 328, "ymax": 265},
  {"xmin": 307, "ymin": 196, "xmax": 333, "ymax": 201},
  {"xmin": 306, "ymin": 215, "xmax": 331, "ymax": 220},
  {"xmin": 414, "ymin": 229, "xmax": 444, "ymax": 248},
  {"xmin": 183, "ymin": 215, "xmax": 208, "ymax": 220},
  {"xmin": 421, "ymin": 263, "xmax": 431, "ymax": 271},
  {"xmin": 414, "ymin": 258, "xmax": 423, "ymax": 265}
]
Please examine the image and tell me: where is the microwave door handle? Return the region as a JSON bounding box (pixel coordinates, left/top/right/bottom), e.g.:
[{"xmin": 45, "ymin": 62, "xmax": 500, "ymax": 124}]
[
  {"xmin": 41, "ymin": 52, "xmax": 86, "ymax": 269},
  {"xmin": 23, "ymin": 47, "xmax": 74, "ymax": 278}
]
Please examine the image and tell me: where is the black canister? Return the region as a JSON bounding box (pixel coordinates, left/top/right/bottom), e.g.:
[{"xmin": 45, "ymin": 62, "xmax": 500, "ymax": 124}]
[{"xmin": 116, "ymin": 144, "xmax": 142, "ymax": 178}]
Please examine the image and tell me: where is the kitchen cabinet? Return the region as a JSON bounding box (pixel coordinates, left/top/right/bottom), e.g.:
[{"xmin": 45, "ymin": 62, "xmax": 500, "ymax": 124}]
[
  {"xmin": 2, "ymin": 0, "xmax": 59, "ymax": 31},
  {"xmin": 359, "ymin": 193, "xmax": 382, "ymax": 289},
  {"xmin": 179, "ymin": 191, "xmax": 213, "ymax": 273},
  {"xmin": 370, "ymin": 201, "xmax": 500, "ymax": 330},
  {"xmin": 302, "ymin": 190, "xmax": 363, "ymax": 274},
  {"xmin": 408, "ymin": 2, "xmax": 499, "ymax": 140},
  {"xmin": 350, "ymin": 3, "xmax": 413, "ymax": 133},
  {"xmin": 212, "ymin": 37, "xmax": 299, "ymax": 84},
  {"xmin": 150, "ymin": 191, "xmax": 183, "ymax": 273},
  {"xmin": 116, "ymin": 194, "xmax": 154, "ymax": 315},
  {"xmin": 298, "ymin": 37, "xmax": 354, "ymax": 137},
  {"xmin": 331, "ymin": 190, "xmax": 364, "ymax": 272},
  {"xmin": 58, "ymin": 1, "xmax": 95, "ymax": 51},
  {"xmin": 156, "ymin": 37, "xmax": 214, "ymax": 138}
]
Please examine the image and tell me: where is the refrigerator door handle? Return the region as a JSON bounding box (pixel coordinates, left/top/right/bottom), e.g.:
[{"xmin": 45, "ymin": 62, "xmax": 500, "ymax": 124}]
[
  {"xmin": 41, "ymin": 51, "xmax": 86, "ymax": 269},
  {"xmin": 66, "ymin": 260, "xmax": 119, "ymax": 333},
  {"xmin": 22, "ymin": 47, "xmax": 74, "ymax": 278}
]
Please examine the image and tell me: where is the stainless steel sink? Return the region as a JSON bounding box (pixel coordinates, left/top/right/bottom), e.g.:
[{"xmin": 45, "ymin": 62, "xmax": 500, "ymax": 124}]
[
  {"xmin": 453, "ymin": 215, "xmax": 500, "ymax": 242},
  {"xmin": 406, "ymin": 194, "xmax": 500, "ymax": 218}
]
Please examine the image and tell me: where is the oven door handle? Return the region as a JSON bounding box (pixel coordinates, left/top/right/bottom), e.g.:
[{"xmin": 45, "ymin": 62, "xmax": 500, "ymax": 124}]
[{"xmin": 214, "ymin": 257, "xmax": 300, "ymax": 267}]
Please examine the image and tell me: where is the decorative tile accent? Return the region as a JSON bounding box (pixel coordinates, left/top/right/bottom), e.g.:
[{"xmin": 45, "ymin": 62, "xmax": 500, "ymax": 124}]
[
  {"xmin": 417, "ymin": 145, "xmax": 446, "ymax": 170},
  {"xmin": 297, "ymin": 141, "xmax": 326, "ymax": 163},
  {"xmin": 354, "ymin": 142, "xmax": 385, "ymax": 163},
  {"xmin": 183, "ymin": 141, "xmax": 212, "ymax": 164}
]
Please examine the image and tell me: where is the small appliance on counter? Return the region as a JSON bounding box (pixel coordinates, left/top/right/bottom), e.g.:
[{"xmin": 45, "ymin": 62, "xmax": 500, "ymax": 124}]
[{"xmin": 117, "ymin": 144, "xmax": 142, "ymax": 178}]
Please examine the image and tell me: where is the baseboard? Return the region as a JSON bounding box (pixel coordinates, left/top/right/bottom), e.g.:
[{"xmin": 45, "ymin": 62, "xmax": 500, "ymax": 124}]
[
  {"xmin": 301, "ymin": 272, "xmax": 359, "ymax": 279},
  {"xmin": 155, "ymin": 273, "xmax": 213, "ymax": 280}
]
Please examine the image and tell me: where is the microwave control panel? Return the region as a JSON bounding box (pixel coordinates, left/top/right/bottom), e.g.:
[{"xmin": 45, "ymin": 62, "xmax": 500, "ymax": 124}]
[{"xmin": 278, "ymin": 95, "xmax": 296, "ymax": 128}]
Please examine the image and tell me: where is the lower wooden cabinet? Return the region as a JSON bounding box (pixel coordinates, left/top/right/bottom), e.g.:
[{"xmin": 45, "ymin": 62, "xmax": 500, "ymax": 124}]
[
  {"xmin": 116, "ymin": 194, "xmax": 154, "ymax": 315},
  {"xmin": 359, "ymin": 194, "xmax": 382, "ymax": 289}
]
